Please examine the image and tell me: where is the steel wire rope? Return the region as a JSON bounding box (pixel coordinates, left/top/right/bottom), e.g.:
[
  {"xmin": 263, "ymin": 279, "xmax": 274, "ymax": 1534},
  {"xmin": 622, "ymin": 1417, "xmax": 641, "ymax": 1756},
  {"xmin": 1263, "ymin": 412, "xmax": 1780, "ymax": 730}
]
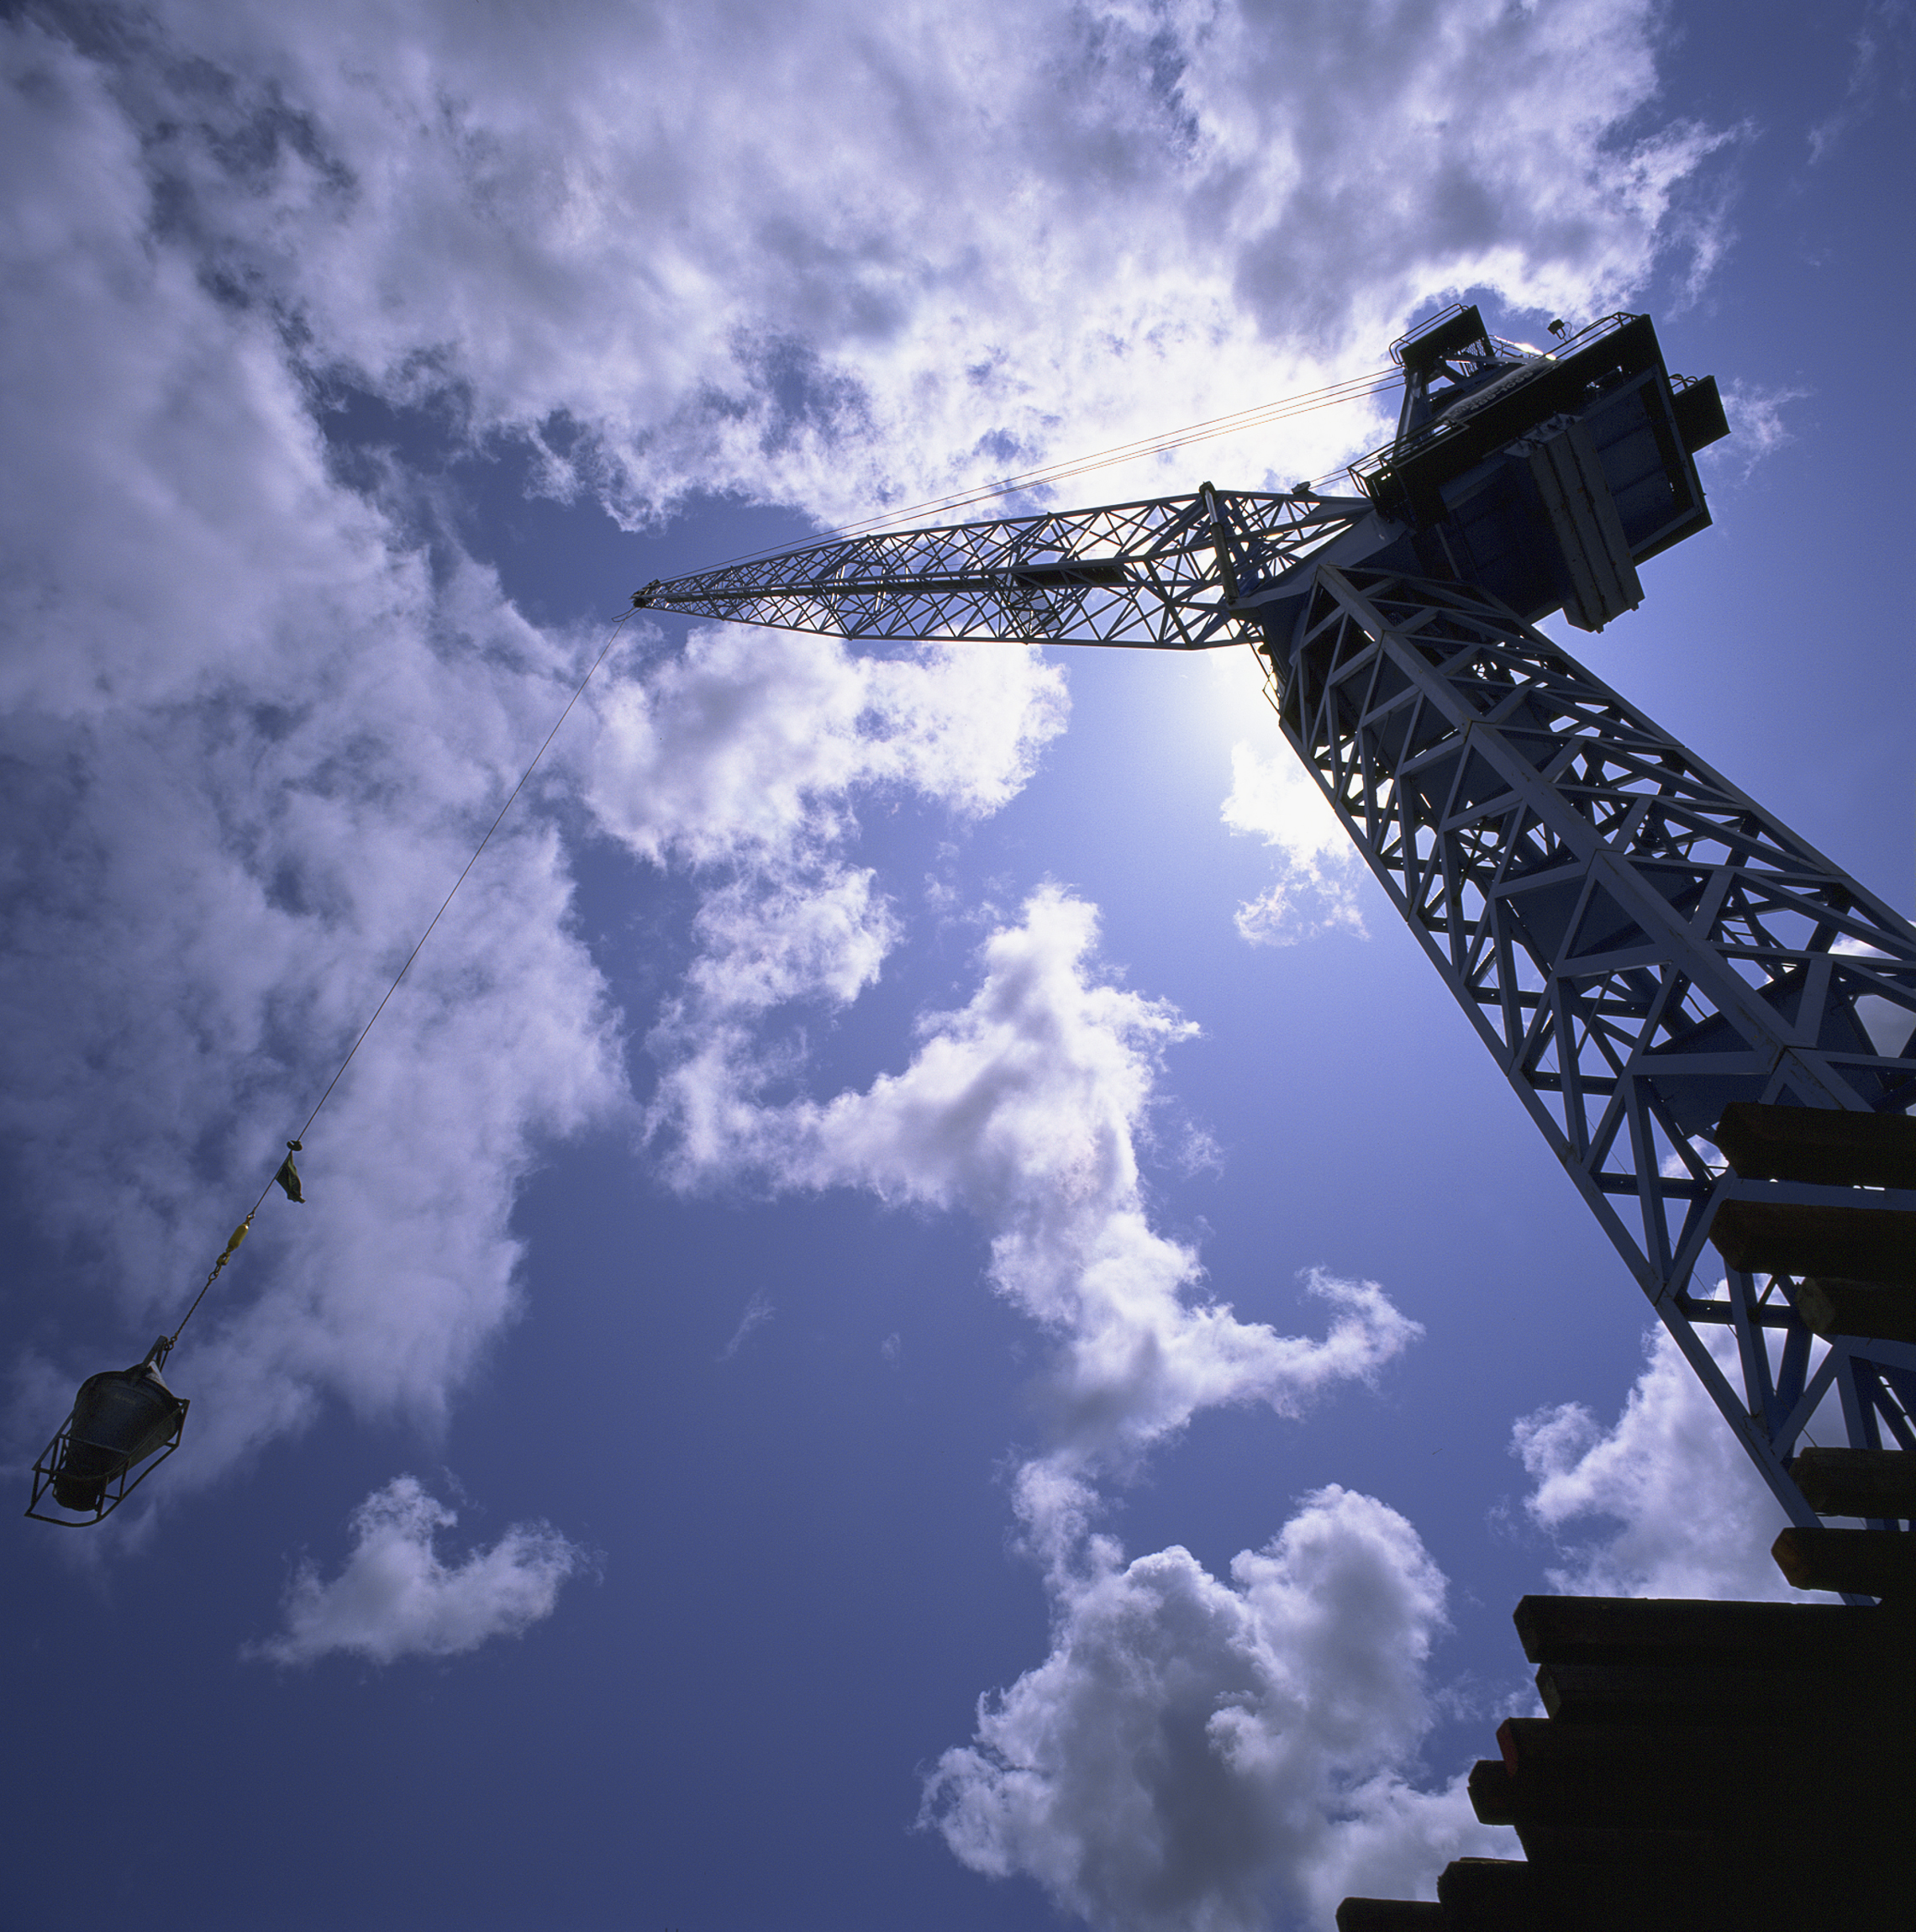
[
  {"xmin": 649, "ymin": 368, "xmax": 1398, "ymax": 583},
  {"xmin": 822, "ymin": 370, "xmax": 1396, "ymax": 535},
  {"xmin": 171, "ymin": 367, "xmax": 1395, "ymax": 1341},
  {"xmin": 165, "ymin": 609, "xmax": 638, "ymax": 1351}
]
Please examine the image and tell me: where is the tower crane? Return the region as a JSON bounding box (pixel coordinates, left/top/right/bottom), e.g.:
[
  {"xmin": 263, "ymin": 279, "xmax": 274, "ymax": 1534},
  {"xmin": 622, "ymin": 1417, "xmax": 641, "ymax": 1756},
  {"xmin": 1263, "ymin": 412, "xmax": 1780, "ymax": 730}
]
[{"xmin": 634, "ymin": 305, "xmax": 1916, "ymax": 1544}]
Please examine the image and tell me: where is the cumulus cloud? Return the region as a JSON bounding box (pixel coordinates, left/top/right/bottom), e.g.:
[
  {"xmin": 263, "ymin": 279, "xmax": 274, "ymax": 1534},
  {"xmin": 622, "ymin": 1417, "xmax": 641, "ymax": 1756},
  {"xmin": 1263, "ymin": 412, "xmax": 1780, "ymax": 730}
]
[
  {"xmin": 655, "ymin": 880, "xmax": 1456, "ymax": 1924},
  {"xmin": 1221, "ymin": 743, "xmax": 1366, "ymax": 945},
  {"xmin": 53, "ymin": 0, "xmax": 1729, "ymax": 529},
  {"xmin": 586, "ymin": 624, "xmax": 1067, "ymax": 1170},
  {"xmin": 1513, "ymin": 1322, "xmax": 1829, "ymax": 1602},
  {"xmin": 924, "ymin": 1486, "xmax": 1512, "ymax": 1932},
  {"xmin": 588, "ymin": 625, "xmax": 1062, "ymax": 871},
  {"xmin": 724, "ymin": 889, "xmax": 1420, "ymax": 1508},
  {"xmin": 630, "ymin": 857, "xmax": 1444, "ymax": 1921},
  {"xmin": 0, "ymin": 25, "xmax": 623, "ymax": 1483},
  {"xmin": 250, "ymin": 1477, "xmax": 587, "ymax": 1666}
]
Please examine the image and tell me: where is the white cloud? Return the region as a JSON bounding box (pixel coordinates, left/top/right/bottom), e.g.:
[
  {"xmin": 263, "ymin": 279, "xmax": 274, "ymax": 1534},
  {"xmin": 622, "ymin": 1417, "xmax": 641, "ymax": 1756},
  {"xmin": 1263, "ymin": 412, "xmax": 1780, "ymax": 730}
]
[
  {"xmin": 0, "ymin": 28, "xmax": 624, "ymax": 1484},
  {"xmin": 645, "ymin": 872, "xmax": 1447, "ymax": 1927},
  {"xmin": 587, "ymin": 624, "xmax": 1068, "ymax": 1173},
  {"xmin": 587, "ymin": 624, "xmax": 1065, "ymax": 873},
  {"xmin": 718, "ymin": 1288, "xmax": 776, "ymax": 1362},
  {"xmin": 666, "ymin": 877, "xmax": 1453, "ymax": 1927},
  {"xmin": 747, "ymin": 890, "xmax": 1419, "ymax": 1503},
  {"xmin": 923, "ymin": 1486, "xmax": 1512, "ymax": 1932},
  {"xmin": 1699, "ymin": 378, "xmax": 1811, "ymax": 484},
  {"xmin": 64, "ymin": 0, "xmax": 1728, "ymax": 527},
  {"xmin": 249, "ymin": 1476, "xmax": 587, "ymax": 1666},
  {"xmin": 1221, "ymin": 743, "xmax": 1366, "ymax": 945},
  {"xmin": 1808, "ymin": 0, "xmax": 1913, "ymax": 164},
  {"xmin": 1513, "ymin": 1322, "xmax": 1829, "ymax": 1602}
]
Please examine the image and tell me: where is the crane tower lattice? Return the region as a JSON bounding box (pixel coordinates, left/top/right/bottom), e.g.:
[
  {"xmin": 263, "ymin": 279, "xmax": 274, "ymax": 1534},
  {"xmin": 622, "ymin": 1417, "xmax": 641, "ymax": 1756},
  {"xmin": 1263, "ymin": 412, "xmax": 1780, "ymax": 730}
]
[{"xmin": 634, "ymin": 306, "xmax": 1916, "ymax": 1543}]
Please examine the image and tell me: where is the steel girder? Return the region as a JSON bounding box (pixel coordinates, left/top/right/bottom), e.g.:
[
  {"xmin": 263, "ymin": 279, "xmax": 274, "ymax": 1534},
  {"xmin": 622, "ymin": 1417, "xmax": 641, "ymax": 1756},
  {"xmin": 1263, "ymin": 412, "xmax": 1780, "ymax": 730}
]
[
  {"xmin": 633, "ymin": 489, "xmax": 1367, "ymax": 650},
  {"xmin": 1266, "ymin": 563, "xmax": 1916, "ymax": 1522},
  {"xmin": 632, "ymin": 474, "xmax": 1916, "ymax": 1530}
]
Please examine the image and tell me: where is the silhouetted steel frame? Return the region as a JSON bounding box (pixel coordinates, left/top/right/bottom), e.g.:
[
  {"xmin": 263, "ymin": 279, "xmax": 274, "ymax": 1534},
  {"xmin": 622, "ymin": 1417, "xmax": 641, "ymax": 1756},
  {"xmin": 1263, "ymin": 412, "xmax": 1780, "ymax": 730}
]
[
  {"xmin": 24, "ymin": 1400, "xmax": 189, "ymax": 1526},
  {"xmin": 640, "ymin": 489, "xmax": 1371, "ymax": 650},
  {"xmin": 1266, "ymin": 563, "xmax": 1916, "ymax": 1524},
  {"xmin": 636, "ymin": 504, "xmax": 1916, "ymax": 1536}
]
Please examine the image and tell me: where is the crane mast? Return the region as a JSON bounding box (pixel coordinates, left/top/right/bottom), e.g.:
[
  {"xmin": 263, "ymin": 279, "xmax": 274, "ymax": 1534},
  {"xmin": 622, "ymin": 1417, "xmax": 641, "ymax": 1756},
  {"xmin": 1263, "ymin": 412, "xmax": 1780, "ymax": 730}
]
[{"xmin": 634, "ymin": 307, "xmax": 1916, "ymax": 1540}]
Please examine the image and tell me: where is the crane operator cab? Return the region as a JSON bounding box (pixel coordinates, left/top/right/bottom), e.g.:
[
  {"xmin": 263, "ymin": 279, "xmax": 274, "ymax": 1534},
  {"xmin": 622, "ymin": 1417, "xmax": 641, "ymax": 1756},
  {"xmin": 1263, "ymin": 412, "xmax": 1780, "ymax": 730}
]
[
  {"xmin": 1347, "ymin": 305, "xmax": 1729, "ymax": 634},
  {"xmin": 27, "ymin": 1338, "xmax": 189, "ymax": 1524}
]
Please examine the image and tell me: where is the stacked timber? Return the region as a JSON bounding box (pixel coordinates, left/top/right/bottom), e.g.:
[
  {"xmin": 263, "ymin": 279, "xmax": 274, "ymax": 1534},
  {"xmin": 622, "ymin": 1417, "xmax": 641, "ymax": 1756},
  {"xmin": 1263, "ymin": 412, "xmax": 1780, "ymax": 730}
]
[
  {"xmin": 1337, "ymin": 1585, "xmax": 1914, "ymax": 1929},
  {"xmin": 1338, "ymin": 1103, "xmax": 1916, "ymax": 1930},
  {"xmin": 1709, "ymin": 1100, "xmax": 1916, "ymax": 1332}
]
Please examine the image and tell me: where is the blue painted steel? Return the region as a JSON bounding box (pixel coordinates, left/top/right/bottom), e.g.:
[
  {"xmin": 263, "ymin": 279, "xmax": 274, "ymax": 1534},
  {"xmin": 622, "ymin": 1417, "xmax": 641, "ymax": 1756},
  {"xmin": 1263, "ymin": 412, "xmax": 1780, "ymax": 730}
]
[
  {"xmin": 634, "ymin": 312, "xmax": 1916, "ymax": 1531},
  {"xmin": 1260, "ymin": 563, "xmax": 1916, "ymax": 1526}
]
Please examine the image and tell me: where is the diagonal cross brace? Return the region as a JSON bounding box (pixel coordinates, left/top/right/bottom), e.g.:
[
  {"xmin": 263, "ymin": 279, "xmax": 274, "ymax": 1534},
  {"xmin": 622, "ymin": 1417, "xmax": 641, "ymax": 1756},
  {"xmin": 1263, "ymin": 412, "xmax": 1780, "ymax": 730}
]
[
  {"xmin": 1266, "ymin": 563, "xmax": 1916, "ymax": 1520},
  {"xmin": 634, "ymin": 463, "xmax": 1916, "ymax": 1537},
  {"xmin": 633, "ymin": 489, "xmax": 1368, "ymax": 650}
]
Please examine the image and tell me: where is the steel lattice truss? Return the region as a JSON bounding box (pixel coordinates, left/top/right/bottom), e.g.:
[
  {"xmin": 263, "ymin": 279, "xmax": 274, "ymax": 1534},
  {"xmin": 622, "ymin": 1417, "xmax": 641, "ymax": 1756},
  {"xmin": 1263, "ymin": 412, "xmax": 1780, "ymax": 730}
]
[
  {"xmin": 635, "ymin": 482, "xmax": 1916, "ymax": 1535},
  {"xmin": 1272, "ymin": 564, "xmax": 1916, "ymax": 1515},
  {"xmin": 634, "ymin": 490, "xmax": 1367, "ymax": 649}
]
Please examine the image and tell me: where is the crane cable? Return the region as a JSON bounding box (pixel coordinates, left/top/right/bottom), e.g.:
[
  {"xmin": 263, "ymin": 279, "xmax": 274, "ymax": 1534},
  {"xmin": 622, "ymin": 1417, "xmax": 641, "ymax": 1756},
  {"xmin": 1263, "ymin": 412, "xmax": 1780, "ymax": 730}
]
[
  {"xmin": 671, "ymin": 366, "xmax": 1399, "ymax": 579},
  {"xmin": 163, "ymin": 608, "xmax": 639, "ymax": 1355},
  {"xmin": 166, "ymin": 363, "xmax": 1398, "ymax": 1349}
]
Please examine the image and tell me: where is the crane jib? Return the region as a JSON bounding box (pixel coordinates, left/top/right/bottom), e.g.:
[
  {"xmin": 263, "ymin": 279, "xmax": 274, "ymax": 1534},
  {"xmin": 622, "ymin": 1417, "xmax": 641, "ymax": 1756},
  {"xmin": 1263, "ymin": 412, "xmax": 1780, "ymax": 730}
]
[
  {"xmin": 669, "ymin": 564, "xmax": 1138, "ymax": 600},
  {"xmin": 632, "ymin": 306, "xmax": 1916, "ymax": 1558}
]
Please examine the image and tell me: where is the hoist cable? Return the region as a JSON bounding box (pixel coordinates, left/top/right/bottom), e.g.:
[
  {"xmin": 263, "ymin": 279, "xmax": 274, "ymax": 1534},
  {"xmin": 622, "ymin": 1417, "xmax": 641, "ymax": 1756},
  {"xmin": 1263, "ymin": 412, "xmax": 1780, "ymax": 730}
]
[
  {"xmin": 168, "ymin": 366, "xmax": 1399, "ymax": 1346},
  {"xmin": 663, "ymin": 368, "xmax": 1398, "ymax": 581},
  {"xmin": 166, "ymin": 608, "xmax": 637, "ymax": 1350},
  {"xmin": 823, "ymin": 369, "xmax": 1396, "ymax": 539}
]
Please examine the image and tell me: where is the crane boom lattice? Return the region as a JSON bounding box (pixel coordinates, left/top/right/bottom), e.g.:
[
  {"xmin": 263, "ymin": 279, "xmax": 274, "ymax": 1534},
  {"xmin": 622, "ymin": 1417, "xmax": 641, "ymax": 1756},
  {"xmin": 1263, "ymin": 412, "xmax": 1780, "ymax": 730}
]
[
  {"xmin": 1279, "ymin": 563, "xmax": 1916, "ymax": 1511},
  {"xmin": 634, "ymin": 490, "xmax": 1368, "ymax": 650},
  {"xmin": 635, "ymin": 306, "xmax": 1916, "ymax": 1541}
]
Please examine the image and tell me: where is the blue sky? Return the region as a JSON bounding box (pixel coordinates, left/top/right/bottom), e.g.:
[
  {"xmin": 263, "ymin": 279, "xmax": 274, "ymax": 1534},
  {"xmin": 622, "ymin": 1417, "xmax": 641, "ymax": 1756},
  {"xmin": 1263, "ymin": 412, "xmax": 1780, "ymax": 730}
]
[{"xmin": 3, "ymin": 3, "xmax": 1911, "ymax": 1929}]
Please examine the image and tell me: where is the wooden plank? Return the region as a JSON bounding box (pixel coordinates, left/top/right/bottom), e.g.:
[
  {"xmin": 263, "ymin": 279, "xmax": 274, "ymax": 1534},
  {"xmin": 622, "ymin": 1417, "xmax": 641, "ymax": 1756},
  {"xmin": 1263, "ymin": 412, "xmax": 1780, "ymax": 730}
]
[
  {"xmin": 1795, "ymin": 1275, "xmax": 1916, "ymax": 1345},
  {"xmin": 1534, "ymin": 1660, "xmax": 1861, "ymax": 1727},
  {"xmin": 1772, "ymin": 1525, "xmax": 1916, "ymax": 1600},
  {"xmin": 1488, "ymin": 1717, "xmax": 1906, "ymax": 1832},
  {"xmin": 1512, "ymin": 1823, "xmax": 1728, "ymax": 1868},
  {"xmin": 1334, "ymin": 1902, "xmax": 1444, "ymax": 1930},
  {"xmin": 1469, "ymin": 1757, "xmax": 1517, "ymax": 1825},
  {"xmin": 1715, "ymin": 1102, "xmax": 1916, "ymax": 1190},
  {"xmin": 1709, "ymin": 1198, "xmax": 1916, "ymax": 1286},
  {"xmin": 1512, "ymin": 1593, "xmax": 1899, "ymax": 1667},
  {"xmin": 1791, "ymin": 1445, "xmax": 1916, "ymax": 1518},
  {"xmin": 1498, "ymin": 1716, "xmax": 1766, "ymax": 1778},
  {"xmin": 1434, "ymin": 1854, "xmax": 1882, "ymax": 1930}
]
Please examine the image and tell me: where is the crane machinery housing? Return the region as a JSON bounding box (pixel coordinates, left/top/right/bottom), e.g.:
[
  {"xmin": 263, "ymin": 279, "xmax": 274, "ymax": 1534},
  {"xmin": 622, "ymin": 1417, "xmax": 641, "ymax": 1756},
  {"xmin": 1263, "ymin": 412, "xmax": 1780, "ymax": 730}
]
[{"xmin": 633, "ymin": 306, "xmax": 1916, "ymax": 1557}]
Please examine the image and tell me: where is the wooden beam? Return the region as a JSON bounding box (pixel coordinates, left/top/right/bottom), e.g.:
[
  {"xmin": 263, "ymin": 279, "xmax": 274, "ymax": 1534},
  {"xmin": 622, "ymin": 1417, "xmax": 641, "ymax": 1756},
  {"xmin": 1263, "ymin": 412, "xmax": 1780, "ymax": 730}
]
[
  {"xmin": 1715, "ymin": 1102, "xmax": 1916, "ymax": 1190},
  {"xmin": 1790, "ymin": 1445, "xmax": 1916, "ymax": 1517},
  {"xmin": 1772, "ymin": 1525, "xmax": 1916, "ymax": 1600},
  {"xmin": 1534, "ymin": 1661, "xmax": 1855, "ymax": 1727},
  {"xmin": 1709, "ymin": 1199, "xmax": 1916, "ymax": 1286},
  {"xmin": 1512, "ymin": 1593, "xmax": 1900, "ymax": 1668},
  {"xmin": 1334, "ymin": 1902, "xmax": 1444, "ymax": 1929},
  {"xmin": 1794, "ymin": 1275, "xmax": 1916, "ymax": 1345}
]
